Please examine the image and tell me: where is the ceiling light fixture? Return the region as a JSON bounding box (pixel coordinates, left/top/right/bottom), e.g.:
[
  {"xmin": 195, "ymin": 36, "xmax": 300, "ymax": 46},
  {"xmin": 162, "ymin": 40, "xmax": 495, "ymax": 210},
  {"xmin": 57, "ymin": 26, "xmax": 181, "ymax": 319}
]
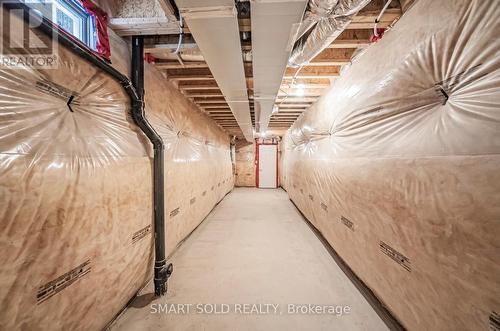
[{"xmin": 295, "ymin": 83, "xmax": 305, "ymax": 97}]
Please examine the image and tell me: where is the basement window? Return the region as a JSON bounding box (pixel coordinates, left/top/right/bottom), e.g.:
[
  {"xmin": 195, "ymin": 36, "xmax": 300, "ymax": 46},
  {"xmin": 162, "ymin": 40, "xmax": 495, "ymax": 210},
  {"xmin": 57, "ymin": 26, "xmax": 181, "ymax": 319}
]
[
  {"xmin": 53, "ymin": 0, "xmax": 96, "ymax": 50},
  {"xmin": 26, "ymin": 0, "xmax": 97, "ymax": 50}
]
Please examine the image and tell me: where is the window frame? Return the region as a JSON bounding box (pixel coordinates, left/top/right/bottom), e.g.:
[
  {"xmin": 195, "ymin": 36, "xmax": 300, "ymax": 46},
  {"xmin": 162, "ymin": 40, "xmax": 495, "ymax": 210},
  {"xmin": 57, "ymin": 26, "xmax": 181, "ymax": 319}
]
[{"xmin": 51, "ymin": 0, "xmax": 96, "ymax": 50}]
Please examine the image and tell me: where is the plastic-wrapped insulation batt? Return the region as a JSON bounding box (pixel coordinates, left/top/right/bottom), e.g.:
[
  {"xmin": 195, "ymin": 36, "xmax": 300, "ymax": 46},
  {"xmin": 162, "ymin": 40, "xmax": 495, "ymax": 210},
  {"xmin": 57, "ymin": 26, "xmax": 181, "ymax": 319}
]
[
  {"xmin": 283, "ymin": 0, "xmax": 500, "ymax": 330},
  {"xmin": 0, "ymin": 12, "xmax": 233, "ymax": 331}
]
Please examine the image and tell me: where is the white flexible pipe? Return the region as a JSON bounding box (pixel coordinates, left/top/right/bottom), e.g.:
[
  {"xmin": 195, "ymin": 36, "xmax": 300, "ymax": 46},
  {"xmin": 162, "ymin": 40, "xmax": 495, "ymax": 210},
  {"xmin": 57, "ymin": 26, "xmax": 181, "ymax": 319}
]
[
  {"xmin": 373, "ymin": 0, "xmax": 393, "ymax": 37},
  {"xmin": 174, "ymin": 15, "xmax": 185, "ymax": 65}
]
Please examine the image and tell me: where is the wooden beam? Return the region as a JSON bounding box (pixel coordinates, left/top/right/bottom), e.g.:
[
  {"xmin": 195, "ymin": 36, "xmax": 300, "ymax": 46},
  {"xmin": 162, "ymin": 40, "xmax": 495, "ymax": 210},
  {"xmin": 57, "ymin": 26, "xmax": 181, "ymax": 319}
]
[
  {"xmin": 328, "ymin": 29, "xmax": 372, "ymax": 48},
  {"xmin": 168, "ymin": 75, "xmax": 214, "ymax": 81},
  {"xmin": 182, "ymin": 88, "xmax": 222, "ymax": 94},
  {"xmin": 277, "ymin": 96, "xmax": 317, "ymax": 102},
  {"xmin": 239, "ymin": 18, "xmax": 251, "ymax": 32},
  {"xmin": 274, "ymin": 110, "xmax": 304, "ymax": 114},
  {"xmin": 166, "ymin": 68, "xmax": 213, "ymax": 80},
  {"xmin": 108, "ymin": 17, "xmax": 184, "ymax": 36},
  {"xmin": 284, "ymin": 66, "xmax": 340, "ymax": 79},
  {"xmin": 186, "ymin": 92, "xmax": 224, "ymax": 98},
  {"xmin": 199, "ymin": 105, "xmax": 230, "ymax": 109},
  {"xmin": 347, "ymin": 8, "xmax": 401, "ymax": 29},
  {"xmin": 155, "ymin": 61, "xmax": 208, "ymax": 69},
  {"xmin": 308, "ymin": 49, "xmax": 355, "ymax": 66},
  {"xmin": 194, "ymin": 98, "xmax": 226, "ymax": 103},
  {"xmin": 278, "ymin": 104, "xmax": 310, "ymax": 109},
  {"xmin": 181, "ymin": 86, "xmax": 221, "ymax": 91},
  {"xmin": 281, "ymin": 78, "xmax": 331, "ymax": 87},
  {"xmin": 178, "ymin": 81, "xmax": 219, "ymax": 89},
  {"xmin": 157, "ymin": 0, "xmax": 176, "ymax": 16},
  {"xmin": 278, "ymin": 90, "xmax": 322, "ymax": 97},
  {"xmin": 144, "ymin": 35, "xmax": 197, "ymax": 52}
]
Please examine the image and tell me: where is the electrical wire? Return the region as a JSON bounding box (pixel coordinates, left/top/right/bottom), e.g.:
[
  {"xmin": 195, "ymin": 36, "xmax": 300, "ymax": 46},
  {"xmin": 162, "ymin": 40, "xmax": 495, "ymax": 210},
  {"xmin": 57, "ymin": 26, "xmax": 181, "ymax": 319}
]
[
  {"xmin": 174, "ymin": 14, "xmax": 185, "ymax": 66},
  {"xmin": 373, "ymin": 0, "xmax": 393, "ymax": 37}
]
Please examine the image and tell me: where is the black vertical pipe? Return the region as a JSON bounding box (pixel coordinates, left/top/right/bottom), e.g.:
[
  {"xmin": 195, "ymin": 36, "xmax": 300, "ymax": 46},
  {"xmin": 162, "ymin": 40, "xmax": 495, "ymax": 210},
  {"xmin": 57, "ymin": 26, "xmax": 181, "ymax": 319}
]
[
  {"xmin": 12, "ymin": 1, "xmax": 172, "ymax": 298},
  {"xmin": 131, "ymin": 36, "xmax": 172, "ymax": 297}
]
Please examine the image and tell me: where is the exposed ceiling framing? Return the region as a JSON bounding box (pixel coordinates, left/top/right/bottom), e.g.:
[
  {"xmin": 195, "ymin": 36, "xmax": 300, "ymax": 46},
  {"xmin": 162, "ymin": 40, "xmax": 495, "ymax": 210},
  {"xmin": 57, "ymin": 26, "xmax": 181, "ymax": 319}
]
[
  {"xmin": 268, "ymin": 0, "xmax": 403, "ymax": 132},
  {"xmin": 106, "ymin": 0, "xmax": 404, "ymax": 139}
]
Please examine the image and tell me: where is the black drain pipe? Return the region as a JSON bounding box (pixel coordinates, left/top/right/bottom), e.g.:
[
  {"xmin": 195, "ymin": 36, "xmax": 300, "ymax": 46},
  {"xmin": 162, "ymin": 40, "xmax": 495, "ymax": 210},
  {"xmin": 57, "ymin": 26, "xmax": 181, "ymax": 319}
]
[
  {"xmin": 11, "ymin": 3, "xmax": 172, "ymax": 296},
  {"xmin": 131, "ymin": 36, "xmax": 172, "ymax": 296}
]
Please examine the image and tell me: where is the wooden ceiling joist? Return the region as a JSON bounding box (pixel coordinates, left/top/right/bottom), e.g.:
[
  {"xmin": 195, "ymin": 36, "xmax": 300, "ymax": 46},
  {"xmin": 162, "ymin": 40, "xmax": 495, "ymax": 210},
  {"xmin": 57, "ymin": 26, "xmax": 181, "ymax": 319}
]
[
  {"xmin": 278, "ymin": 104, "xmax": 310, "ymax": 109},
  {"xmin": 156, "ymin": 61, "xmax": 209, "ymax": 70},
  {"xmin": 284, "ymin": 66, "xmax": 340, "ymax": 79},
  {"xmin": 239, "ymin": 18, "xmax": 251, "ymax": 32},
  {"xmin": 281, "ymin": 78, "xmax": 331, "ymax": 87},
  {"xmin": 277, "ymin": 92, "xmax": 322, "ymax": 98},
  {"xmin": 168, "ymin": 75, "xmax": 214, "ymax": 81},
  {"xmin": 144, "ymin": 35, "xmax": 197, "ymax": 52},
  {"xmin": 182, "ymin": 89, "xmax": 222, "ymax": 94},
  {"xmin": 178, "ymin": 81, "xmax": 220, "ymax": 89},
  {"xmin": 193, "ymin": 98, "xmax": 226, "ymax": 103},
  {"xmin": 308, "ymin": 48, "xmax": 355, "ymax": 66},
  {"xmin": 278, "ymin": 87, "xmax": 325, "ymax": 95},
  {"xmin": 185, "ymin": 92, "xmax": 224, "ymax": 98},
  {"xmin": 108, "ymin": 17, "xmax": 184, "ymax": 36},
  {"xmin": 166, "ymin": 68, "xmax": 214, "ymax": 81},
  {"xmin": 347, "ymin": 0, "xmax": 401, "ymax": 29},
  {"xmin": 274, "ymin": 111, "xmax": 304, "ymax": 115},
  {"xmin": 199, "ymin": 105, "xmax": 230, "ymax": 109},
  {"xmin": 208, "ymin": 111, "xmax": 234, "ymax": 114},
  {"xmin": 180, "ymin": 86, "xmax": 221, "ymax": 91},
  {"xmin": 328, "ymin": 29, "xmax": 372, "ymax": 48}
]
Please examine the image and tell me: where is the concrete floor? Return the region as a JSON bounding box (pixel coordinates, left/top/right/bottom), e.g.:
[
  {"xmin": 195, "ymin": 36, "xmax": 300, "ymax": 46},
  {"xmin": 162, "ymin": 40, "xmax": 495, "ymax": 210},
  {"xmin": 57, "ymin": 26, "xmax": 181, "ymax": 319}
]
[{"xmin": 110, "ymin": 188, "xmax": 390, "ymax": 331}]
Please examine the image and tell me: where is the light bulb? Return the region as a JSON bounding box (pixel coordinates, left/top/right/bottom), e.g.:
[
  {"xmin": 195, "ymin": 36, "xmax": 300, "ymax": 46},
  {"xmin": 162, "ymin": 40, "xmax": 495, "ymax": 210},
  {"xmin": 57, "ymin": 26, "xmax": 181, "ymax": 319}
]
[{"xmin": 295, "ymin": 83, "xmax": 305, "ymax": 96}]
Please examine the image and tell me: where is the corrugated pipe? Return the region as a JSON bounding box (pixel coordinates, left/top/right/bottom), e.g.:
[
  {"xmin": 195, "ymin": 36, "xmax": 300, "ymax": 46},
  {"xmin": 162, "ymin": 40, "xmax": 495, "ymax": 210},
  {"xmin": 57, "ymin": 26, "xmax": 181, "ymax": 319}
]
[{"xmin": 288, "ymin": 0, "xmax": 371, "ymax": 67}]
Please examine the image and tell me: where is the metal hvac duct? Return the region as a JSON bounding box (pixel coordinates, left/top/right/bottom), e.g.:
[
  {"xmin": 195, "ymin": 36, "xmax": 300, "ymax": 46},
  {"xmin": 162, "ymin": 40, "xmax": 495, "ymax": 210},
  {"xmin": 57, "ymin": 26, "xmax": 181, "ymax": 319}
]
[
  {"xmin": 288, "ymin": 0, "xmax": 371, "ymax": 67},
  {"xmin": 251, "ymin": 0, "xmax": 308, "ymax": 136},
  {"xmin": 174, "ymin": 0, "xmax": 254, "ymax": 142}
]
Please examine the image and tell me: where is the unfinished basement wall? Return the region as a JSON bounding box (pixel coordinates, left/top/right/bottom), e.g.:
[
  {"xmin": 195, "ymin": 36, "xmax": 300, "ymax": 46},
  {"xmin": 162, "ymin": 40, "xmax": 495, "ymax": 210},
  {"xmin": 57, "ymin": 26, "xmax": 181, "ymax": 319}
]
[
  {"xmin": 107, "ymin": 30, "xmax": 235, "ymax": 254},
  {"xmin": 0, "ymin": 14, "xmax": 233, "ymax": 331},
  {"xmin": 235, "ymin": 139, "xmax": 256, "ymax": 187},
  {"xmin": 282, "ymin": 0, "xmax": 500, "ymax": 330}
]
